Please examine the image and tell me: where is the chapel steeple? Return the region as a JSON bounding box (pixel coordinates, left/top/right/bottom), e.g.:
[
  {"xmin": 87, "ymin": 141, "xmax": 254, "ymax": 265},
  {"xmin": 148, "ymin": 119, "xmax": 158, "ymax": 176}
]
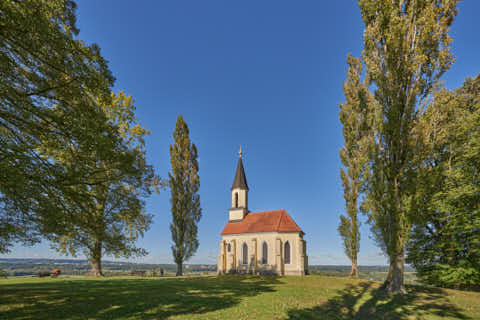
[
  {"xmin": 231, "ymin": 147, "xmax": 249, "ymax": 191},
  {"xmin": 229, "ymin": 147, "xmax": 249, "ymax": 221}
]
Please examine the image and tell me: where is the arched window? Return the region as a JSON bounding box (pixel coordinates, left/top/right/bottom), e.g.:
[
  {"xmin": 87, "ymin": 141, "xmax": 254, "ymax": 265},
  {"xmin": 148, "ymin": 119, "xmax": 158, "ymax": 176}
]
[
  {"xmin": 262, "ymin": 242, "xmax": 268, "ymax": 264},
  {"xmin": 227, "ymin": 243, "xmax": 231, "ymax": 252},
  {"xmin": 235, "ymin": 192, "xmax": 239, "ymax": 208},
  {"xmin": 284, "ymin": 241, "xmax": 291, "ymax": 264},
  {"xmin": 242, "ymin": 242, "xmax": 248, "ymax": 265}
]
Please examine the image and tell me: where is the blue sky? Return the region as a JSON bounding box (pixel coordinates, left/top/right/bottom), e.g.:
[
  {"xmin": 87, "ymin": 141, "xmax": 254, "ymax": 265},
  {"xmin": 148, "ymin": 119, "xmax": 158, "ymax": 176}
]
[{"xmin": 3, "ymin": 1, "xmax": 480, "ymax": 265}]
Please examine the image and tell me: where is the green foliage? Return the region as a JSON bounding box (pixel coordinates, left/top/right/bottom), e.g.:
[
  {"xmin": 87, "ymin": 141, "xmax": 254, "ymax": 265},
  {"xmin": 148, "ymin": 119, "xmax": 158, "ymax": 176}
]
[
  {"xmin": 44, "ymin": 91, "xmax": 160, "ymax": 275},
  {"xmin": 338, "ymin": 55, "xmax": 374, "ymax": 276},
  {"xmin": 356, "ymin": 0, "xmax": 459, "ymax": 292},
  {"xmin": 0, "ymin": 0, "xmax": 159, "ymax": 273},
  {"xmin": 433, "ymin": 264, "xmax": 480, "ymax": 289},
  {"xmin": 169, "ymin": 115, "xmax": 201, "ymax": 276},
  {"xmin": 338, "ymin": 216, "xmax": 354, "ymax": 260},
  {"xmin": 406, "ymin": 74, "xmax": 480, "ymax": 289},
  {"xmin": 0, "ymin": 0, "xmax": 124, "ymax": 252}
]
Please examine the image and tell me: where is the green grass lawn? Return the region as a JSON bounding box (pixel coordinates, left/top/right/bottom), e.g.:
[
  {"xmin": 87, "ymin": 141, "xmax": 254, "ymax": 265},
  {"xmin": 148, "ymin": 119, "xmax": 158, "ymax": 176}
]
[{"xmin": 0, "ymin": 275, "xmax": 479, "ymax": 320}]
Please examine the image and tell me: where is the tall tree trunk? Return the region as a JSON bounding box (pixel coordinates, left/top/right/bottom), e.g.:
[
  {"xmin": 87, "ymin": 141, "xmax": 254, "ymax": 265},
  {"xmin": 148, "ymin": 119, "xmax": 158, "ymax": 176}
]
[
  {"xmin": 89, "ymin": 240, "xmax": 103, "ymax": 276},
  {"xmin": 176, "ymin": 261, "xmax": 183, "ymax": 276},
  {"xmin": 351, "ymin": 198, "xmax": 359, "ymax": 278},
  {"xmin": 382, "ymin": 177, "xmax": 407, "ymax": 293},
  {"xmin": 350, "ymin": 255, "xmax": 358, "ymax": 277},
  {"xmin": 384, "ymin": 261, "xmax": 394, "ymax": 288},
  {"xmin": 383, "ymin": 252, "xmax": 406, "ymax": 293}
]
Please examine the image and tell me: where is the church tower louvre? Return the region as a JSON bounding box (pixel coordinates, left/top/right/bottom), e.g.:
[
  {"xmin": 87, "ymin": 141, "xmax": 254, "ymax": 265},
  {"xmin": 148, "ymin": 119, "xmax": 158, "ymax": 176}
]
[{"xmin": 229, "ymin": 147, "xmax": 249, "ymax": 221}]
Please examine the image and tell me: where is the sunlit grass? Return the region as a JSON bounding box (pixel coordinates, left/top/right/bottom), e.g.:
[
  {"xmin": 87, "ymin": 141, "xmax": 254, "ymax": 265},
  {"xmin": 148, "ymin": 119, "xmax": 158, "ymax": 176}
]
[{"xmin": 0, "ymin": 275, "xmax": 479, "ymax": 319}]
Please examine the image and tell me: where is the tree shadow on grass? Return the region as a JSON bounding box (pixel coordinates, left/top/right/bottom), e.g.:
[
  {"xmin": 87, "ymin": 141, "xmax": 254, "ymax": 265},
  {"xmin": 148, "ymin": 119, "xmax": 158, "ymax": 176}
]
[
  {"xmin": 0, "ymin": 275, "xmax": 281, "ymax": 319},
  {"xmin": 286, "ymin": 281, "xmax": 472, "ymax": 320}
]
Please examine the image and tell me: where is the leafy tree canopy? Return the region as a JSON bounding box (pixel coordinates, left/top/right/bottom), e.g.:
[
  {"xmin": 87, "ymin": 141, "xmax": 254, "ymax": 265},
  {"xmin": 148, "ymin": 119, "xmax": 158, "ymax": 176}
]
[
  {"xmin": 407, "ymin": 74, "xmax": 480, "ymax": 289},
  {"xmin": 44, "ymin": 91, "xmax": 162, "ymax": 276},
  {"xmin": 0, "ymin": 0, "xmax": 127, "ymax": 252},
  {"xmin": 356, "ymin": 0, "xmax": 458, "ymax": 293}
]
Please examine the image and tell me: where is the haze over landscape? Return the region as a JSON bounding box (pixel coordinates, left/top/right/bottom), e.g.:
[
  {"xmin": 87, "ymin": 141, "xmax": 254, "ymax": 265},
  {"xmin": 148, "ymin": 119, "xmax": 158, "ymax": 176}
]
[{"xmin": 2, "ymin": 0, "xmax": 479, "ymax": 266}]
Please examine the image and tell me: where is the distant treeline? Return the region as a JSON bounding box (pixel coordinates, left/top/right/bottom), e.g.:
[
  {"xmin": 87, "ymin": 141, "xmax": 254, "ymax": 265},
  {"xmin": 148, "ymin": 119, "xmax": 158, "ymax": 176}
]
[
  {"xmin": 309, "ymin": 265, "xmax": 415, "ymax": 273},
  {"xmin": 1, "ymin": 258, "xmax": 416, "ymax": 279},
  {"xmin": 0, "ymin": 259, "xmax": 216, "ymax": 277},
  {"xmin": 309, "ymin": 265, "xmax": 417, "ymax": 285}
]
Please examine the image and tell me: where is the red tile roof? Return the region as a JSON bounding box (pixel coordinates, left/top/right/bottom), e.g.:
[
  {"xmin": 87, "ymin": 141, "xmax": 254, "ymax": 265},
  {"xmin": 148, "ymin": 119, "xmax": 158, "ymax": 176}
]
[{"xmin": 221, "ymin": 210, "xmax": 303, "ymax": 235}]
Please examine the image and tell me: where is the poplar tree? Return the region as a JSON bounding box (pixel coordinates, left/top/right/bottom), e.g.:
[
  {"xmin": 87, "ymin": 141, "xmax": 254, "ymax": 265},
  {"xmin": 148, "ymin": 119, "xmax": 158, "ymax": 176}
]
[
  {"xmin": 169, "ymin": 116, "xmax": 201, "ymax": 276},
  {"xmin": 338, "ymin": 55, "xmax": 373, "ymax": 277},
  {"xmin": 357, "ymin": 0, "xmax": 458, "ymax": 293}
]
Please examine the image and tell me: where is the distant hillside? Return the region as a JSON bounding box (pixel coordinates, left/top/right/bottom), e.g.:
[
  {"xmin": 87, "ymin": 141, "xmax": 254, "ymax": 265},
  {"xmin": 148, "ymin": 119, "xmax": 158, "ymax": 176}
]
[
  {"xmin": 0, "ymin": 258, "xmax": 216, "ymax": 277},
  {"xmin": 309, "ymin": 265, "xmax": 415, "ymax": 273},
  {"xmin": 1, "ymin": 258, "xmax": 415, "ymax": 282},
  {"xmin": 1, "ymin": 258, "xmax": 114, "ymax": 264}
]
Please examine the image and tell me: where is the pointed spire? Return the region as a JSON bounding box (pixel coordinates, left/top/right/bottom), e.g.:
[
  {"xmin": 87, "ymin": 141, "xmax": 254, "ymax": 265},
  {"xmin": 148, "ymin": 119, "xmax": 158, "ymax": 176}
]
[{"xmin": 231, "ymin": 148, "xmax": 248, "ymax": 190}]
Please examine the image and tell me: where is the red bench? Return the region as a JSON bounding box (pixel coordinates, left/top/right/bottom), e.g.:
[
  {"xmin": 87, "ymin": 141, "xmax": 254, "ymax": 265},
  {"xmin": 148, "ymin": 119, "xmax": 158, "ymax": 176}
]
[{"xmin": 51, "ymin": 269, "xmax": 61, "ymax": 277}]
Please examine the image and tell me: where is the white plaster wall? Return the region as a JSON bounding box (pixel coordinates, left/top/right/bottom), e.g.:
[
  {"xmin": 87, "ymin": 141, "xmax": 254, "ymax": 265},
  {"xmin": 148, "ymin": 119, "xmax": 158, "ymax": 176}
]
[
  {"xmin": 231, "ymin": 188, "xmax": 248, "ymax": 208},
  {"xmin": 218, "ymin": 231, "xmax": 307, "ymax": 275},
  {"xmin": 229, "ymin": 208, "xmax": 247, "ymax": 221}
]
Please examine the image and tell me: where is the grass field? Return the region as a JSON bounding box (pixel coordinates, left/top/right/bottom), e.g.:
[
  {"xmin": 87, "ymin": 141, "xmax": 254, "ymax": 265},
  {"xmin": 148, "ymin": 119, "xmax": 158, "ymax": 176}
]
[{"xmin": 1, "ymin": 275, "xmax": 479, "ymax": 320}]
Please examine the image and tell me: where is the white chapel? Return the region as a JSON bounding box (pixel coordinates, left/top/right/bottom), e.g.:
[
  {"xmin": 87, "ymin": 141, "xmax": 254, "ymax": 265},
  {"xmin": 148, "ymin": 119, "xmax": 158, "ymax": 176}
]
[{"xmin": 217, "ymin": 150, "xmax": 308, "ymax": 276}]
